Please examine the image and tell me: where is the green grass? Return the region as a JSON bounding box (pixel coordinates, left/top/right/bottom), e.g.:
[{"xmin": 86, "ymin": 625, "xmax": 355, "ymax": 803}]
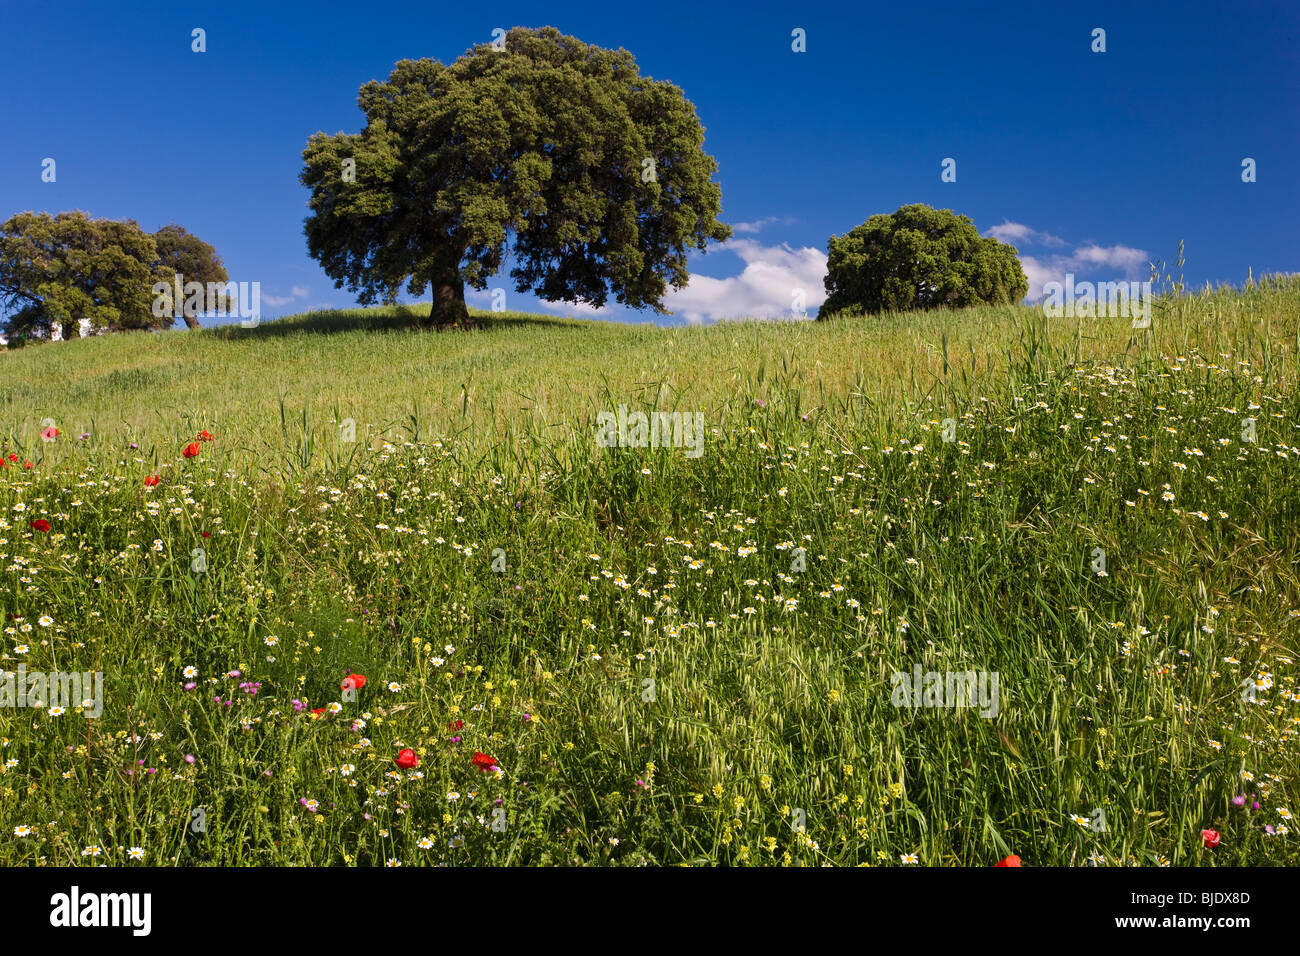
[{"xmin": 2, "ymin": 275, "xmax": 1299, "ymax": 866}]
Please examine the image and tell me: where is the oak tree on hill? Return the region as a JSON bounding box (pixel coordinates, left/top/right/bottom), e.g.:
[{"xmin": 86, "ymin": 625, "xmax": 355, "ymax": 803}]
[
  {"xmin": 817, "ymin": 204, "xmax": 1028, "ymax": 319},
  {"xmin": 300, "ymin": 26, "xmax": 731, "ymax": 329},
  {"xmin": 0, "ymin": 212, "xmax": 231, "ymax": 337},
  {"xmin": 152, "ymin": 224, "xmax": 233, "ymax": 328}
]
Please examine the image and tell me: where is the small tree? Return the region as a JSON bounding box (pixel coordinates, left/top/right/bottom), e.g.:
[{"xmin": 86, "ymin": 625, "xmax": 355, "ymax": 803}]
[
  {"xmin": 153, "ymin": 224, "xmax": 232, "ymax": 328},
  {"xmin": 818, "ymin": 204, "xmax": 1027, "ymax": 319},
  {"xmin": 300, "ymin": 26, "xmax": 731, "ymax": 329}
]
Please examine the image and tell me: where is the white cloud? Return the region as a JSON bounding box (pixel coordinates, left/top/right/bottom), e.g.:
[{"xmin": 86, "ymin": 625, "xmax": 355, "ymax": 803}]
[
  {"xmin": 537, "ymin": 297, "xmax": 613, "ymax": 317},
  {"xmin": 262, "ymin": 286, "xmax": 310, "ymax": 308},
  {"xmin": 985, "ymin": 221, "xmax": 1066, "ymax": 248},
  {"xmin": 1072, "ymin": 244, "xmax": 1147, "ymax": 271},
  {"xmin": 664, "ymin": 239, "xmax": 827, "ymax": 324},
  {"xmin": 986, "ymin": 224, "xmax": 1149, "ymax": 302},
  {"xmin": 731, "ymin": 216, "xmax": 797, "ymax": 235}
]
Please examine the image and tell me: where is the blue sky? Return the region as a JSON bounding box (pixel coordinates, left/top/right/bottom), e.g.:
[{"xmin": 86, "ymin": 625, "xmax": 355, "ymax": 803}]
[{"xmin": 2, "ymin": 0, "xmax": 1296, "ymax": 327}]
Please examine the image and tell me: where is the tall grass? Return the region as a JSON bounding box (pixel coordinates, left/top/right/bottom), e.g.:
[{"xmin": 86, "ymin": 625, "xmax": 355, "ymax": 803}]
[{"xmin": 1, "ymin": 275, "xmax": 1297, "ymax": 865}]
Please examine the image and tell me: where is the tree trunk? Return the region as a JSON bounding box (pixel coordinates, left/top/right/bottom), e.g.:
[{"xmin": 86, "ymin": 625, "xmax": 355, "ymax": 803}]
[{"xmin": 429, "ymin": 270, "xmax": 472, "ymax": 330}]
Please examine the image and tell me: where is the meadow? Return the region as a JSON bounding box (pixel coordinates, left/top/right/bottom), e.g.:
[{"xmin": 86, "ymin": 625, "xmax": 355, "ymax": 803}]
[{"xmin": 1, "ymin": 273, "xmax": 1298, "ymax": 866}]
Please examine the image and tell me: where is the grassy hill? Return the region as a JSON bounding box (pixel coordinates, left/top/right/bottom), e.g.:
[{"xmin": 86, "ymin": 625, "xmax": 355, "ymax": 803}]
[{"xmin": 2, "ymin": 277, "xmax": 1299, "ymax": 865}]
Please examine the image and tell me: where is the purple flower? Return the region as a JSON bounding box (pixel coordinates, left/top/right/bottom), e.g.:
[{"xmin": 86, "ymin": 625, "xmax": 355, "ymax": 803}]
[
  {"xmin": 184, "ymin": 754, "xmax": 195, "ymax": 765},
  {"xmin": 291, "ymin": 699, "xmax": 305, "ymax": 712},
  {"xmin": 79, "ymin": 433, "xmax": 90, "ymax": 440},
  {"xmin": 1232, "ymin": 795, "xmax": 1246, "ymax": 807},
  {"xmin": 184, "ymin": 682, "xmax": 196, "ymax": 691}
]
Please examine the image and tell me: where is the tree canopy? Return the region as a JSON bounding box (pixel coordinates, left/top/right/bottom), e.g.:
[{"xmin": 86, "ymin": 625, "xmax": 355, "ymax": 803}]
[
  {"xmin": 300, "ymin": 26, "xmax": 731, "ymax": 328},
  {"xmin": 0, "ymin": 211, "xmax": 229, "ymax": 337},
  {"xmin": 817, "ymin": 204, "xmax": 1028, "ymax": 319}
]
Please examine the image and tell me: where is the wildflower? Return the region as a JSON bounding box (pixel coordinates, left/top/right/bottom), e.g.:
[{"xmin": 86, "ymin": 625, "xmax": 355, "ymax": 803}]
[
  {"xmin": 1201, "ymin": 828, "xmax": 1220, "ymax": 848},
  {"xmin": 29, "ymin": 519, "xmax": 51, "ymax": 533},
  {"xmin": 994, "ymin": 855, "xmax": 1020, "ymax": 867},
  {"xmin": 182, "ymin": 442, "xmax": 201, "ymax": 459},
  {"xmin": 144, "ymin": 475, "xmax": 161, "ymax": 487},
  {"xmin": 395, "ymin": 748, "xmax": 419, "ymax": 770}
]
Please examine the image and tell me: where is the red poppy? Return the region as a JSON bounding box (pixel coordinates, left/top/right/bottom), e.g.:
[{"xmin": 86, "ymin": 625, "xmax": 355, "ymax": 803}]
[
  {"xmin": 29, "ymin": 519, "xmax": 51, "ymax": 533},
  {"xmin": 5, "ymin": 454, "xmax": 16, "ymax": 462},
  {"xmin": 994, "ymin": 855, "xmax": 1021, "ymax": 867},
  {"xmin": 197, "ymin": 430, "xmax": 214, "ymax": 442},
  {"xmin": 201, "ymin": 531, "xmax": 211, "ymax": 538},
  {"xmin": 310, "ymin": 707, "xmax": 327, "ymax": 718},
  {"xmin": 342, "ymin": 673, "xmax": 367, "ymax": 691},
  {"xmin": 471, "ymin": 751, "xmax": 500, "ymax": 772},
  {"xmin": 182, "ymin": 442, "xmax": 201, "ymax": 459},
  {"xmin": 395, "ymin": 748, "xmax": 419, "ymax": 770},
  {"xmin": 448, "ymin": 719, "xmax": 464, "ymax": 730},
  {"xmin": 1202, "ymin": 828, "xmax": 1220, "ymax": 848},
  {"xmin": 144, "ymin": 474, "xmax": 161, "ymax": 487},
  {"xmin": 22, "ymin": 461, "xmax": 33, "ymax": 469}
]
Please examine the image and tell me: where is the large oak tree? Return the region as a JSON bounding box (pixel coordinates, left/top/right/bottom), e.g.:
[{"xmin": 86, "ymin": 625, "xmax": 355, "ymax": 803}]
[{"xmin": 300, "ymin": 26, "xmax": 731, "ymax": 329}]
